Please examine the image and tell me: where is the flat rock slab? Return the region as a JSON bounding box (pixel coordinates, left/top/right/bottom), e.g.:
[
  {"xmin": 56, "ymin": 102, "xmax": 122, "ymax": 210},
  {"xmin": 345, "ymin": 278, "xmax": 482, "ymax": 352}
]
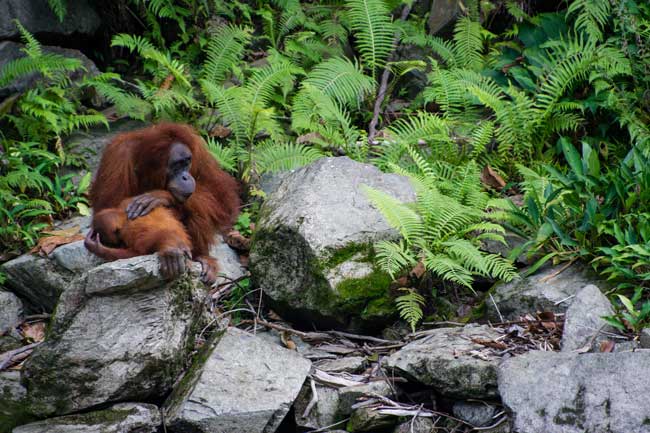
[
  {"xmin": 487, "ymin": 263, "xmax": 605, "ymax": 321},
  {"xmin": 23, "ymin": 256, "xmax": 205, "ymax": 417},
  {"xmin": 12, "ymin": 403, "xmax": 160, "ymax": 433},
  {"xmin": 499, "ymin": 350, "xmax": 650, "ymax": 433},
  {"xmin": 385, "ymin": 325, "xmax": 501, "ymax": 398},
  {"xmin": 164, "ymin": 327, "xmax": 311, "ymax": 433}
]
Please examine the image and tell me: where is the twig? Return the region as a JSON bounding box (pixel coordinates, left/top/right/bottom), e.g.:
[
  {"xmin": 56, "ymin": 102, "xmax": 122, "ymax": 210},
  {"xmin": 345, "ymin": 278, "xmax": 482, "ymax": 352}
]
[
  {"xmin": 240, "ymin": 318, "xmax": 330, "ymax": 341},
  {"xmin": 540, "ymin": 257, "xmax": 577, "ymax": 283},
  {"xmin": 306, "ymin": 418, "xmax": 349, "ymax": 432},
  {"xmin": 23, "ymin": 313, "xmax": 51, "ymax": 321},
  {"xmin": 329, "ymin": 330, "xmax": 395, "ymax": 345},
  {"xmin": 410, "ymin": 404, "xmax": 424, "ymax": 433},
  {"xmin": 312, "ymin": 369, "xmax": 363, "ymax": 388},
  {"xmin": 367, "ymin": 3, "xmax": 413, "ymax": 142},
  {"xmin": 302, "ymin": 378, "xmax": 319, "ymax": 418},
  {"xmin": 489, "ymin": 293, "xmax": 504, "ymax": 323},
  {"xmin": 0, "ymin": 342, "xmax": 40, "ymax": 371}
]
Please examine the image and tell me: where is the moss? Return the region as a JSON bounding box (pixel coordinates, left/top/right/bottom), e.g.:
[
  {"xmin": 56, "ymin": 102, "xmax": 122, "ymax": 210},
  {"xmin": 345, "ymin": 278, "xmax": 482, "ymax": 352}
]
[
  {"xmin": 323, "ymin": 243, "xmax": 373, "ymax": 269},
  {"xmin": 334, "ymin": 270, "xmax": 394, "ymax": 320},
  {"xmin": 58, "ymin": 406, "xmax": 135, "ymax": 425}
]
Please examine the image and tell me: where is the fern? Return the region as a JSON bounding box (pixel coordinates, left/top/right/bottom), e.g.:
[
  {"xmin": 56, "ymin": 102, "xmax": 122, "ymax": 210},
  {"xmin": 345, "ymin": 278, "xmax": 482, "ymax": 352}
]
[
  {"xmin": 346, "ymin": 0, "xmax": 395, "ymax": 74},
  {"xmin": 453, "ymin": 17, "xmax": 484, "ymax": 70},
  {"xmin": 395, "ymin": 289, "xmax": 425, "ymax": 332},
  {"xmin": 253, "ymin": 141, "xmax": 325, "ymax": 174},
  {"xmin": 202, "ymin": 24, "xmax": 252, "ymax": 84},
  {"xmin": 567, "ymin": 0, "xmax": 610, "ymax": 44},
  {"xmin": 47, "ymin": 0, "xmax": 67, "ymax": 22},
  {"xmin": 302, "ymin": 57, "xmax": 375, "ymax": 108}
]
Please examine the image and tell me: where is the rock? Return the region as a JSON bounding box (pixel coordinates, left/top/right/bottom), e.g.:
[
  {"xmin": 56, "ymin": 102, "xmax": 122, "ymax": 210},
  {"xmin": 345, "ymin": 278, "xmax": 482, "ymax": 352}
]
[
  {"xmin": 294, "ymin": 382, "xmax": 341, "ymax": 430},
  {"xmin": 428, "ymin": 0, "xmax": 460, "ymax": 34},
  {"xmin": 498, "ymin": 350, "xmax": 650, "ymax": 433},
  {"xmin": 315, "ymin": 356, "xmax": 367, "ymax": 373},
  {"xmin": 209, "ymin": 237, "xmax": 247, "ymax": 287},
  {"xmin": 338, "ymin": 380, "xmax": 394, "ymax": 416},
  {"xmin": 1, "ymin": 253, "xmax": 71, "ymax": 312},
  {"xmin": 63, "ymin": 119, "xmax": 148, "ymax": 180},
  {"xmin": 347, "ymin": 407, "xmax": 397, "ymax": 432},
  {"xmin": 0, "ymin": 290, "xmax": 22, "ymax": 334},
  {"xmin": 0, "ymin": 371, "xmax": 32, "ymax": 433},
  {"xmin": 385, "ymin": 325, "xmax": 501, "ymax": 398},
  {"xmin": 22, "ymin": 256, "xmax": 206, "ymax": 417},
  {"xmin": 12, "ymin": 403, "xmax": 161, "ymax": 433},
  {"xmin": 561, "ymin": 285, "xmax": 615, "ymax": 352},
  {"xmin": 1, "ymin": 223, "xmax": 242, "ymax": 312},
  {"xmin": 0, "ymin": 0, "xmax": 100, "ymax": 39},
  {"xmin": 487, "ymin": 263, "xmax": 606, "ymax": 322},
  {"xmin": 0, "ymin": 41, "xmax": 100, "ymax": 100},
  {"xmin": 392, "ymin": 417, "xmax": 436, "ymax": 433},
  {"xmin": 640, "ymin": 328, "xmax": 650, "ymax": 348},
  {"xmin": 482, "ymin": 233, "xmax": 531, "ymax": 266},
  {"xmin": 163, "ymin": 327, "xmax": 311, "ymax": 433},
  {"xmin": 452, "ymin": 401, "xmax": 497, "ymax": 427},
  {"xmin": 259, "ymin": 171, "xmax": 291, "ymax": 196},
  {"xmin": 250, "ymin": 156, "xmax": 416, "ymax": 329}
]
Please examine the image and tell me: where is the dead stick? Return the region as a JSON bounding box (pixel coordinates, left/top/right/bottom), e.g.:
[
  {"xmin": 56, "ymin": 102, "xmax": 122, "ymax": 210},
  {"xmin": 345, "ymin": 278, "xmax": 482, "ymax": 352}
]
[
  {"xmin": 302, "ymin": 378, "xmax": 319, "ymax": 418},
  {"xmin": 0, "ymin": 342, "xmax": 40, "ymax": 371},
  {"xmin": 368, "ymin": 4, "xmax": 413, "ymax": 142}
]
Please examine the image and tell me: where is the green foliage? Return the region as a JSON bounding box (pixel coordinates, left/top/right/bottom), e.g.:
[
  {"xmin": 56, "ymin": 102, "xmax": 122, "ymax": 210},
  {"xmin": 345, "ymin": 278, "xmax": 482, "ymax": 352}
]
[
  {"xmin": 363, "ymin": 158, "xmax": 516, "ymax": 291},
  {"xmin": 0, "ymin": 23, "xmax": 101, "ymax": 251},
  {"xmin": 47, "ymin": 0, "xmax": 67, "ymax": 22},
  {"xmin": 603, "ymin": 288, "xmax": 650, "ymax": 333},
  {"xmin": 346, "ymin": 0, "xmax": 395, "ymax": 75},
  {"xmin": 395, "ymin": 288, "xmax": 425, "ymax": 332}
]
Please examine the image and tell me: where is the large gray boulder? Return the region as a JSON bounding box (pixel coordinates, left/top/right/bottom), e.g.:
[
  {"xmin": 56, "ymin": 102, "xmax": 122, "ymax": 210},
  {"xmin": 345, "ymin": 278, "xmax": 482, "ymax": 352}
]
[
  {"xmin": 250, "ymin": 157, "xmax": 415, "ymax": 329},
  {"xmin": 163, "ymin": 327, "xmax": 311, "ymax": 433},
  {"xmin": 428, "ymin": 0, "xmax": 460, "ymax": 34},
  {"xmin": 22, "ymin": 256, "xmax": 206, "ymax": 417},
  {"xmin": 561, "ymin": 284, "xmax": 615, "ymax": 352},
  {"xmin": 384, "ymin": 325, "xmax": 501, "ymax": 398},
  {"xmin": 487, "ymin": 263, "xmax": 606, "ymax": 322},
  {"xmin": 0, "ymin": 41, "xmax": 100, "ymax": 100},
  {"xmin": 0, "ymin": 371, "xmax": 32, "ymax": 433},
  {"xmin": 498, "ymin": 350, "xmax": 650, "ymax": 433},
  {"xmin": 0, "ymin": 290, "xmax": 22, "ymax": 334},
  {"xmin": 13, "ymin": 403, "xmax": 161, "ymax": 433},
  {"xmin": 0, "ymin": 0, "xmax": 100, "ymax": 39}
]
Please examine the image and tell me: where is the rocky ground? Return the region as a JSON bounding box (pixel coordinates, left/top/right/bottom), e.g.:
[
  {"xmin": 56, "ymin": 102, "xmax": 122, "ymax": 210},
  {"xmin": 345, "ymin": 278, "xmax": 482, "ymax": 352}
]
[{"xmin": 2, "ymin": 152, "xmax": 649, "ymax": 433}]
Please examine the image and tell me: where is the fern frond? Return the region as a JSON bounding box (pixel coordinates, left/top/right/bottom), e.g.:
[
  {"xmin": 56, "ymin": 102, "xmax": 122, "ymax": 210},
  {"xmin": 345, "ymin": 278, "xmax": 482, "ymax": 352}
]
[
  {"xmin": 47, "ymin": 0, "xmax": 67, "ymax": 22},
  {"xmin": 303, "ymin": 56, "xmax": 375, "ymax": 107},
  {"xmin": 246, "ymin": 59, "xmax": 302, "ymax": 108},
  {"xmin": 363, "ymin": 186, "xmax": 422, "ymax": 242},
  {"xmin": 253, "ymin": 141, "xmax": 325, "ymax": 174},
  {"xmin": 423, "ymin": 253, "xmax": 474, "ymax": 288},
  {"xmin": 374, "ymin": 239, "xmax": 416, "ymax": 278},
  {"xmin": 386, "ymin": 112, "xmax": 450, "ymax": 146},
  {"xmin": 346, "ymin": 0, "xmax": 395, "ymax": 73},
  {"xmin": 395, "ymin": 288, "xmax": 425, "ymax": 332},
  {"xmin": 202, "ymin": 24, "xmax": 252, "ymax": 84},
  {"xmin": 567, "ymin": 0, "xmax": 610, "ymax": 43},
  {"xmin": 452, "ymin": 17, "xmax": 483, "ymax": 70}
]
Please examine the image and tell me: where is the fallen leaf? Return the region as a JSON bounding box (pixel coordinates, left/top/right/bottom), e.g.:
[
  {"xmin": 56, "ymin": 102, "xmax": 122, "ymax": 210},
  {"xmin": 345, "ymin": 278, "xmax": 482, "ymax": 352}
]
[
  {"xmin": 599, "ymin": 340, "xmax": 615, "ymax": 353},
  {"xmin": 41, "ymin": 226, "xmax": 81, "ymax": 237},
  {"xmin": 21, "ymin": 322, "xmax": 46, "ymax": 343},
  {"xmin": 210, "ymin": 125, "xmax": 231, "ymax": 138},
  {"xmin": 471, "ymin": 338, "xmax": 508, "ymax": 350},
  {"xmin": 225, "ymin": 230, "xmax": 251, "ymax": 251},
  {"xmin": 409, "ymin": 260, "xmax": 426, "ymax": 279},
  {"xmin": 280, "ymin": 331, "xmax": 297, "ymax": 350},
  {"xmin": 31, "ymin": 234, "xmax": 85, "ymax": 256},
  {"xmin": 481, "ymin": 165, "xmax": 506, "ymax": 190}
]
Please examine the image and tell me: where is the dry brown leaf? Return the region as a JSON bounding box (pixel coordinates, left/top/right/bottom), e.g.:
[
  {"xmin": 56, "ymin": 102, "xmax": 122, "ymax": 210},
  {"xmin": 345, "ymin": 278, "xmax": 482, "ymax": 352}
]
[
  {"xmin": 471, "ymin": 338, "xmax": 508, "ymax": 350},
  {"xmin": 210, "ymin": 125, "xmax": 232, "ymax": 138},
  {"xmin": 159, "ymin": 74, "xmax": 174, "ymax": 90},
  {"xmin": 599, "ymin": 340, "xmax": 615, "ymax": 353},
  {"xmin": 267, "ymin": 310, "xmax": 283, "ymax": 321},
  {"xmin": 225, "ymin": 230, "xmax": 251, "ymax": 251},
  {"xmin": 41, "ymin": 225, "xmax": 81, "ymax": 237},
  {"xmin": 31, "ymin": 234, "xmax": 85, "ymax": 256},
  {"xmin": 481, "ymin": 165, "xmax": 506, "ymax": 190},
  {"xmin": 280, "ymin": 331, "xmax": 297, "ymax": 350},
  {"xmin": 21, "ymin": 322, "xmax": 46, "ymax": 343},
  {"xmin": 409, "ymin": 260, "xmax": 426, "ymax": 279}
]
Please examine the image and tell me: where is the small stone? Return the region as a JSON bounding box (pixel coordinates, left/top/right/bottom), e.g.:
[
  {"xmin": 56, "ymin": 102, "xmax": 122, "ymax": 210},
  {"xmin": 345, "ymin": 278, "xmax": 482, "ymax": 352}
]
[
  {"xmin": 0, "ymin": 290, "xmax": 22, "ymax": 334},
  {"xmin": 315, "ymin": 356, "xmax": 367, "ymax": 373},
  {"xmin": 452, "ymin": 401, "xmax": 497, "ymax": 427},
  {"xmin": 338, "ymin": 380, "xmax": 394, "ymax": 415},
  {"xmin": 392, "ymin": 417, "xmax": 435, "ymax": 433},
  {"xmin": 561, "ymin": 284, "xmax": 615, "ymax": 352},
  {"xmin": 294, "ymin": 382, "xmax": 341, "ymax": 430},
  {"xmin": 347, "ymin": 406, "xmax": 397, "ymax": 432}
]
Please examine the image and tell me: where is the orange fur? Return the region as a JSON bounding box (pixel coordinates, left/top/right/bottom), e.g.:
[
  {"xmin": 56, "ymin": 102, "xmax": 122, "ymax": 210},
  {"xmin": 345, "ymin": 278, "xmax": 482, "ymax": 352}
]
[{"xmin": 89, "ymin": 123, "xmax": 240, "ymax": 258}]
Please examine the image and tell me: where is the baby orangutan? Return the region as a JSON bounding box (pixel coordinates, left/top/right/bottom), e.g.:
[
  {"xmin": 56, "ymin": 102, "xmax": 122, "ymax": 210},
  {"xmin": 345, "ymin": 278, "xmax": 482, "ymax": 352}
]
[{"xmin": 85, "ymin": 197, "xmax": 192, "ymax": 280}]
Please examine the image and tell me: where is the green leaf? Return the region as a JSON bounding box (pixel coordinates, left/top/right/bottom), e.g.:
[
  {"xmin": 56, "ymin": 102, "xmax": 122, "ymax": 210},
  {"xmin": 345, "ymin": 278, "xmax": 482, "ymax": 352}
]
[{"xmin": 560, "ymin": 136, "xmax": 583, "ymax": 178}]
